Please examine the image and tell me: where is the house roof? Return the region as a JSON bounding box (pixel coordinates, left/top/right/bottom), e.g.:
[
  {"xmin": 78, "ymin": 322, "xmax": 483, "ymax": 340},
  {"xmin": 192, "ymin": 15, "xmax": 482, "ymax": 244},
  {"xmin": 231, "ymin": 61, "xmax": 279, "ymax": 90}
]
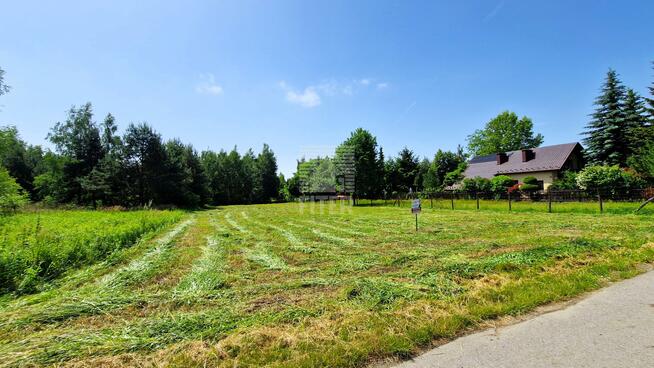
[{"xmin": 464, "ymin": 142, "xmax": 581, "ymax": 179}]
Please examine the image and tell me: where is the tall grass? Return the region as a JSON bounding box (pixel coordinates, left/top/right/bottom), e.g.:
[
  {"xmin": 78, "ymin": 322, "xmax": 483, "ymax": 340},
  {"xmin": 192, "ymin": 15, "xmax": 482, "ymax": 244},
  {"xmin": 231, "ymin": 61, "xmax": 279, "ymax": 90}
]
[{"xmin": 0, "ymin": 210, "xmax": 183, "ymax": 294}]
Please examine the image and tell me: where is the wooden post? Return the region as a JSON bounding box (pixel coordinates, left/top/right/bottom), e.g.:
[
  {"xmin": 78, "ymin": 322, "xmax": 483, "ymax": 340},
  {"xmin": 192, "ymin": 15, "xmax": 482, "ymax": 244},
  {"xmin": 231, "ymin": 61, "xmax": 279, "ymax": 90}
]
[
  {"xmin": 415, "ymin": 214, "xmax": 418, "ymax": 231},
  {"xmin": 476, "ymin": 192, "xmax": 480, "ymax": 210},
  {"xmin": 598, "ymin": 192, "xmax": 603, "ymax": 213},
  {"xmin": 430, "ymin": 196, "xmax": 433, "ymax": 209},
  {"xmin": 548, "ymin": 191, "xmax": 552, "ymax": 213},
  {"xmin": 450, "ymin": 192, "xmax": 454, "ymax": 210},
  {"xmin": 508, "ymin": 190, "xmax": 512, "ymax": 211}
]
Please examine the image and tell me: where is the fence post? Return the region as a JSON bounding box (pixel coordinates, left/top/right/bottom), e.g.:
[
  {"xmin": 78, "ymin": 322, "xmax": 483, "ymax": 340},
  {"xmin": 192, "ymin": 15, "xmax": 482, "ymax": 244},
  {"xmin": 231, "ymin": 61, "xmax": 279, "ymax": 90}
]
[
  {"xmin": 476, "ymin": 192, "xmax": 480, "ymax": 210},
  {"xmin": 430, "ymin": 195, "xmax": 433, "ymax": 209},
  {"xmin": 598, "ymin": 191, "xmax": 603, "ymax": 213},
  {"xmin": 548, "ymin": 191, "xmax": 552, "ymax": 213},
  {"xmin": 450, "ymin": 192, "xmax": 455, "ymax": 210},
  {"xmin": 508, "ymin": 190, "xmax": 512, "ymax": 211}
]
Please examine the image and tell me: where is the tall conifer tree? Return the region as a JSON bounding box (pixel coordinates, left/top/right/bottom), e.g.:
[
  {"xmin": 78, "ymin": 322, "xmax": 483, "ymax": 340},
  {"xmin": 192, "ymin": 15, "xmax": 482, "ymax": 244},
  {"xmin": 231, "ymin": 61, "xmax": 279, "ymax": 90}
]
[{"xmin": 583, "ymin": 69, "xmax": 627, "ymax": 166}]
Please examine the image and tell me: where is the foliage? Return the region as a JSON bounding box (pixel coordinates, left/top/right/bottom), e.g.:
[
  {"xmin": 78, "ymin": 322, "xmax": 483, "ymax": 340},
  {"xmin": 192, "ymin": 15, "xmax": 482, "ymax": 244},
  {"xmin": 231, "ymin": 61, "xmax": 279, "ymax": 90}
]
[
  {"xmin": 623, "ymin": 89, "xmax": 649, "ymax": 158},
  {"xmin": 490, "ymin": 175, "xmax": 515, "ymax": 194},
  {"xmin": 0, "ymin": 126, "xmax": 40, "ymax": 196},
  {"xmin": 423, "ymin": 149, "xmax": 466, "ymax": 191},
  {"xmin": 297, "ymin": 157, "xmax": 336, "ymax": 193},
  {"xmin": 0, "ymin": 67, "xmax": 10, "ymax": 96},
  {"xmin": 48, "ymin": 103, "xmax": 104, "ymax": 203},
  {"xmin": 0, "ymin": 168, "xmax": 28, "ymax": 212},
  {"xmin": 549, "ymin": 171, "xmax": 579, "ymax": 190},
  {"xmin": 582, "ymin": 69, "xmax": 643, "ymax": 167},
  {"xmin": 520, "ymin": 176, "xmax": 540, "ymax": 191},
  {"xmin": 256, "ymin": 144, "xmax": 280, "ymax": 202},
  {"xmin": 462, "ymin": 176, "xmax": 492, "ymax": 193},
  {"xmin": 575, "ymin": 165, "xmax": 645, "ymax": 192},
  {"xmin": 394, "ymin": 147, "xmax": 419, "ymax": 192},
  {"xmin": 627, "ymin": 141, "xmax": 654, "ymax": 180},
  {"xmin": 335, "ymin": 128, "xmax": 383, "ymax": 198},
  {"xmin": 646, "ymin": 61, "xmax": 654, "ymax": 124},
  {"xmin": 467, "ymin": 111, "xmax": 544, "ymax": 156},
  {"xmin": 443, "ymin": 162, "xmax": 467, "ymax": 187}
]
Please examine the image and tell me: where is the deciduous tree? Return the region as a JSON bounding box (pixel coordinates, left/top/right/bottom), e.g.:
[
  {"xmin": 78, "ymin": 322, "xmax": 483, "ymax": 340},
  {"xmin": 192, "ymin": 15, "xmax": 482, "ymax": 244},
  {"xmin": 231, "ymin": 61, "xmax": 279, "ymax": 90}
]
[{"xmin": 467, "ymin": 111, "xmax": 543, "ymax": 156}]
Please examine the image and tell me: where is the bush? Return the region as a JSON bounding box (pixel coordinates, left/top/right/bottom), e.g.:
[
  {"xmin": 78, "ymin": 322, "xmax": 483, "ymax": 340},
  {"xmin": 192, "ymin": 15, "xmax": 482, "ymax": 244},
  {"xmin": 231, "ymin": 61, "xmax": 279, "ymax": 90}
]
[
  {"xmin": 576, "ymin": 165, "xmax": 645, "ymax": 193},
  {"xmin": 550, "ymin": 171, "xmax": 578, "ymax": 190},
  {"xmin": 523, "ymin": 176, "xmax": 538, "ymax": 185},
  {"xmin": 443, "ymin": 162, "xmax": 467, "ymax": 187},
  {"xmin": 520, "ymin": 176, "xmax": 539, "ymax": 191},
  {"xmin": 0, "ymin": 168, "xmax": 28, "ymax": 212},
  {"xmin": 491, "ymin": 175, "xmax": 515, "ymax": 195},
  {"xmin": 462, "ymin": 177, "xmax": 492, "ymax": 193}
]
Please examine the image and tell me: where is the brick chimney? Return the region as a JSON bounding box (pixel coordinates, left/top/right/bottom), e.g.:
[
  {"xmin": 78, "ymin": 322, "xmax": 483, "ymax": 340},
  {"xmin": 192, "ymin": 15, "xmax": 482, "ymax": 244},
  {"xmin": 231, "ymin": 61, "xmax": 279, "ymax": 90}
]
[
  {"xmin": 521, "ymin": 149, "xmax": 534, "ymax": 162},
  {"xmin": 496, "ymin": 152, "xmax": 508, "ymax": 165}
]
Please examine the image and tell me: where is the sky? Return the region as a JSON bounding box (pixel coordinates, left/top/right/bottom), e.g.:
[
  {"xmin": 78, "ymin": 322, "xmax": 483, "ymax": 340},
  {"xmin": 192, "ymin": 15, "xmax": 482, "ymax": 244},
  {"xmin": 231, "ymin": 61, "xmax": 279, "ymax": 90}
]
[{"xmin": 1, "ymin": 0, "xmax": 653, "ymax": 176}]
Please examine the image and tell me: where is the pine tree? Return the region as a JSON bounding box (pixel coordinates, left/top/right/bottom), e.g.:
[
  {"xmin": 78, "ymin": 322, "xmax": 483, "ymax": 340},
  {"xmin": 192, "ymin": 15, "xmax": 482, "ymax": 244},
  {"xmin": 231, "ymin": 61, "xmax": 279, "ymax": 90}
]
[
  {"xmin": 645, "ymin": 61, "xmax": 654, "ymax": 125},
  {"xmin": 623, "ymin": 88, "xmax": 648, "ymax": 158},
  {"xmin": 0, "ymin": 67, "xmax": 10, "ymax": 97},
  {"xmin": 396, "ymin": 147, "xmax": 419, "ymax": 192},
  {"xmin": 583, "ymin": 69, "xmax": 627, "ymax": 166}
]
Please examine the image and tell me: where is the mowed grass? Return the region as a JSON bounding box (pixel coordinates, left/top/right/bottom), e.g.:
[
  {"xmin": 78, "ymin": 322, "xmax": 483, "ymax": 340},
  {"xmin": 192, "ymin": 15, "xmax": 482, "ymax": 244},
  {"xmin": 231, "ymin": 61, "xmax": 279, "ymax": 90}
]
[
  {"xmin": 0, "ymin": 203, "xmax": 653, "ymax": 367},
  {"xmin": 364, "ymin": 198, "xmax": 654, "ymax": 215}
]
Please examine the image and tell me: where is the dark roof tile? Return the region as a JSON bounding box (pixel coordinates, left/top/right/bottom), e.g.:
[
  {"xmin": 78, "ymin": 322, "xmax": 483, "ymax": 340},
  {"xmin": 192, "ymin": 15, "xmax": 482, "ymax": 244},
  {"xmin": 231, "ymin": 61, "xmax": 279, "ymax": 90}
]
[{"xmin": 464, "ymin": 143, "xmax": 581, "ymax": 179}]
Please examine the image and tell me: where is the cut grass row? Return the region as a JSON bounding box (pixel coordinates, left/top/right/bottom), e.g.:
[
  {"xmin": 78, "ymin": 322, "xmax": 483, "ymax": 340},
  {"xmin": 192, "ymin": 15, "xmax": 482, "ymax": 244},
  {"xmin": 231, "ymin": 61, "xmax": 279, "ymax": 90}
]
[
  {"xmin": 0, "ymin": 209, "xmax": 183, "ymax": 294},
  {"xmin": 0, "ymin": 203, "xmax": 653, "ymax": 367}
]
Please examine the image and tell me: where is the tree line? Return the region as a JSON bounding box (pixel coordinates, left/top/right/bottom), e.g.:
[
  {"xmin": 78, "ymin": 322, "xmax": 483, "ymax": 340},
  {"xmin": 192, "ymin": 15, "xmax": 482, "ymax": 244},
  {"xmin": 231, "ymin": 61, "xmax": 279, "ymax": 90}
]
[
  {"xmin": 290, "ymin": 63, "xmax": 654, "ymax": 198},
  {"xmin": 0, "ymin": 101, "xmax": 280, "ymax": 208},
  {"xmin": 1, "ymin": 62, "xmax": 654, "ymax": 209}
]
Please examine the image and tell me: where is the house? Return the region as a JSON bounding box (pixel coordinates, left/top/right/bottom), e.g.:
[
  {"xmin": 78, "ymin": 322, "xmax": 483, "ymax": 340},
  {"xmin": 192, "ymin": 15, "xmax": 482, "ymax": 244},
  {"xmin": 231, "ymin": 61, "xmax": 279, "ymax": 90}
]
[{"xmin": 463, "ymin": 143, "xmax": 584, "ymax": 190}]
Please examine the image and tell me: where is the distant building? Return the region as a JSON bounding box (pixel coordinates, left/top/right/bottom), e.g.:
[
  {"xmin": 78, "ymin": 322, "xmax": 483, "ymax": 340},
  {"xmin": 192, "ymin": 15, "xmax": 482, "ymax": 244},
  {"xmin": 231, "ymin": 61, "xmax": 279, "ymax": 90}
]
[{"xmin": 463, "ymin": 143, "xmax": 584, "ymax": 190}]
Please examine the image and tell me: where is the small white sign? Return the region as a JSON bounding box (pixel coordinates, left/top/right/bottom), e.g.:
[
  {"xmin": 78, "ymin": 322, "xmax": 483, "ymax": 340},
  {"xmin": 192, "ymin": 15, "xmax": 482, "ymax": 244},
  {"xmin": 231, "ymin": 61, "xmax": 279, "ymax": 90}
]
[{"xmin": 411, "ymin": 199, "xmax": 421, "ymax": 214}]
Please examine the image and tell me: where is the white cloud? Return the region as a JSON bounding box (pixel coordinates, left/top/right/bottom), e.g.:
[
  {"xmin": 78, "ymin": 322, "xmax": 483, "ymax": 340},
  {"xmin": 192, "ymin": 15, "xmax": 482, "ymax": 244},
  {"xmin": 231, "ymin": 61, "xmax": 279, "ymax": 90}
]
[
  {"xmin": 195, "ymin": 73, "xmax": 224, "ymax": 95},
  {"xmin": 279, "ymin": 81, "xmax": 321, "ymax": 108},
  {"xmin": 278, "ymin": 77, "xmax": 389, "ymax": 107}
]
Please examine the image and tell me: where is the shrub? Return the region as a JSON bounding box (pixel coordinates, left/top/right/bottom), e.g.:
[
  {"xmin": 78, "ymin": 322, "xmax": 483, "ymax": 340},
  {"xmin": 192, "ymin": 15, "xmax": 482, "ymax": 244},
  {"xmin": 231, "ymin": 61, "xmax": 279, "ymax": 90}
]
[
  {"xmin": 491, "ymin": 175, "xmax": 514, "ymax": 195},
  {"xmin": 520, "ymin": 176, "xmax": 539, "ymax": 191},
  {"xmin": 550, "ymin": 170, "xmax": 578, "ymax": 190},
  {"xmin": 462, "ymin": 177, "xmax": 492, "ymax": 193},
  {"xmin": 576, "ymin": 165, "xmax": 646, "ymax": 193},
  {"xmin": 0, "ymin": 168, "xmax": 28, "ymax": 212},
  {"xmin": 443, "ymin": 162, "xmax": 467, "ymax": 187}
]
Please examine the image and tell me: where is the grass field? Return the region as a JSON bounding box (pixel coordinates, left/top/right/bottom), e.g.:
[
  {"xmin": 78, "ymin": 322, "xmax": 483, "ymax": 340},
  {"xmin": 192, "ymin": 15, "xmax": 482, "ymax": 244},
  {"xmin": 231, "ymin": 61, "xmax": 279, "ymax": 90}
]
[
  {"xmin": 0, "ymin": 202, "xmax": 653, "ymax": 367},
  {"xmin": 363, "ymin": 198, "xmax": 654, "ymax": 215},
  {"xmin": 0, "ymin": 210, "xmax": 183, "ymax": 294}
]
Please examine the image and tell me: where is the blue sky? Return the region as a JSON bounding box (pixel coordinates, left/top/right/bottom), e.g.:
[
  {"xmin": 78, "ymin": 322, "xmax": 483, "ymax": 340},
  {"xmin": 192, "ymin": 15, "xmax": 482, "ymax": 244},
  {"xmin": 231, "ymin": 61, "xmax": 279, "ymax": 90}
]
[{"xmin": 1, "ymin": 0, "xmax": 653, "ymax": 176}]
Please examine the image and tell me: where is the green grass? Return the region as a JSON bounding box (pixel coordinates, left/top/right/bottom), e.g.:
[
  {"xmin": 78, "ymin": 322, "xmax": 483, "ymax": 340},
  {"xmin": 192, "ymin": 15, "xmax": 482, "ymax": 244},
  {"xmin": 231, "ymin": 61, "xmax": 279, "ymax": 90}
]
[
  {"xmin": 0, "ymin": 209, "xmax": 183, "ymax": 294},
  {"xmin": 363, "ymin": 198, "xmax": 654, "ymax": 215},
  {"xmin": 0, "ymin": 203, "xmax": 653, "ymax": 367}
]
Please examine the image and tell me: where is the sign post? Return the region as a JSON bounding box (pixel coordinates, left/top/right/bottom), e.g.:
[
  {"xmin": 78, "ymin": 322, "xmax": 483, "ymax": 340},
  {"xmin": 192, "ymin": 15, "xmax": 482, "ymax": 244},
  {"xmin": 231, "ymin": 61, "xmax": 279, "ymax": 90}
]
[{"xmin": 411, "ymin": 199, "xmax": 421, "ymax": 231}]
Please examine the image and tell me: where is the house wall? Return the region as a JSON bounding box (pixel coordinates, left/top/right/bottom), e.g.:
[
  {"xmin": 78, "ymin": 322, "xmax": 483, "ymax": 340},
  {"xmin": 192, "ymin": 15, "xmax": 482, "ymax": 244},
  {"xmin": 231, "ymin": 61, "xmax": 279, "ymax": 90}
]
[{"xmin": 503, "ymin": 171, "xmax": 558, "ymax": 190}]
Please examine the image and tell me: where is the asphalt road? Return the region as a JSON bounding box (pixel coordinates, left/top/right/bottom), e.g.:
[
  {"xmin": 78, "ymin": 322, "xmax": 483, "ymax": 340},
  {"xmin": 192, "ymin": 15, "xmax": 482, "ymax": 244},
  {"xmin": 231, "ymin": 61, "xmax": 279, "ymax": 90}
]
[{"xmin": 394, "ymin": 270, "xmax": 654, "ymax": 368}]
